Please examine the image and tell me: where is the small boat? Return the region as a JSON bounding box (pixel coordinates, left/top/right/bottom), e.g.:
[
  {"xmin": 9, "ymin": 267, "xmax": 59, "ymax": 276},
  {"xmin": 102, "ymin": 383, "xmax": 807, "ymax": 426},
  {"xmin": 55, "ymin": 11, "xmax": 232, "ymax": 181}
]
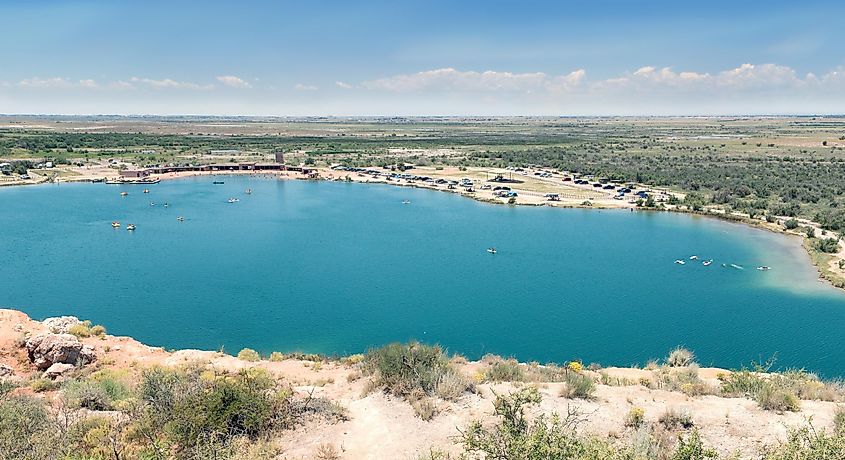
[
  {"xmin": 757, "ymin": 266, "xmax": 771, "ymax": 271},
  {"xmin": 402, "ymin": 200, "xmax": 411, "ymax": 205},
  {"xmin": 126, "ymin": 224, "xmax": 136, "ymax": 231},
  {"xmin": 213, "ymin": 181, "xmax": 225, "ymax": 185},
  {"xmin": 730, "ymin": 264, "xmax": 744, "ymax": 270},
  {"xmin": 150, "ymin": 202, "xmax": 156, "ymax": 206},
  {"xmin": 674, "ymin": 259, "xmax": 686, "ymax": 265},
  {"xmin": 702, "ymin": 260, "xmax": 713, "ymax": 266},
  {"xmin": 143, "ymin": 189, "xmax": 150, "ymax": 194},
  {"xmin": 487, "ymin": 248, "xmax": 497, "ymax": 254},
  {"xmin": 177, "ymin": 216, "xmax": 185, "ymax": 222},
  {"xmin": 690, "ymin": 255, "xmax": 699, "ymax": 260},
  {"xmin": 245, "ymin": 189, "xmax": 252, "ymax": 195},
  {"xmin": 163, "ymin": 203, "xmax": 169, "ymax": 207},
  {"xmin": 111, "ymin": 221, "xmax": 120, "ymax": 228},
  {"xmin": 120, "ymin": 192, "xmax": 128, "ymax": 197},
  {"xmin": 227, "ymin": 198, "xmax": 239, "ymax": 203}
]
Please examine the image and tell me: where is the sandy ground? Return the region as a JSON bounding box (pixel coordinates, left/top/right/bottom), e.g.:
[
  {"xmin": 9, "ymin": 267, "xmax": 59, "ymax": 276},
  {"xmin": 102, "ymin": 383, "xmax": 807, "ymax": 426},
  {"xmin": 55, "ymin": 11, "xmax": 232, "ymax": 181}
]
[{"xmin": 1, "ymin": 309, "xmax": 841, "ymax": 459}]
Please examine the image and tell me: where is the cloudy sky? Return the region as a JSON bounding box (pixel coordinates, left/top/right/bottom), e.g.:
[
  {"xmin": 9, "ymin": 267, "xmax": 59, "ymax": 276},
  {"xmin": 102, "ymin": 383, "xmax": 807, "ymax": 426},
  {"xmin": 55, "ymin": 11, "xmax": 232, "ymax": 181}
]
[{"xmin": 1, "ymin": 0, "xmax": 843, "ymax": 116}]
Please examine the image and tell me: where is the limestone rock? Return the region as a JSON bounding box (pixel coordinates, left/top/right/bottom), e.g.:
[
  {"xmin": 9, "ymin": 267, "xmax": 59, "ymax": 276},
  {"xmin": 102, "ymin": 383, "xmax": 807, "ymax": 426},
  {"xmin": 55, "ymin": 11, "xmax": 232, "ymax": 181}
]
[
  {"xmin": 42, "ymin": 316, "xmax": 81, "ymax": 334},
  {"xmin": 44, "ymin": 363, "xmax": 74, "ymax": 379},
  {"xmin": 25, "ymin": 333, "xmax": 93, "ymax": 370}
]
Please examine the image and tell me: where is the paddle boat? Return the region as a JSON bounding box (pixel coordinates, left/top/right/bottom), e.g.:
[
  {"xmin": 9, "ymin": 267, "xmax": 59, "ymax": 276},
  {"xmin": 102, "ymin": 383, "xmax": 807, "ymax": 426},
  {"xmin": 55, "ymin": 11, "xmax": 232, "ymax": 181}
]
[
  {"xmin": 702, "ymin": 259, "xmax": 713, "ymax": 266},
  {"xmin": 143, "ymin": 189, "xmax": 150, "ymax": 194},
  {"xmin": 177, "ymin": 216, "xmax": 185, "ymax": 222},
  {"xmin": 487, "ymin": 247, "xmax": 498, "ymax": 254},
  {"xmin": 674, "ymin": 259, "xmax": 686, "ymax": 265},
  {"xmin": 757, "ymin": 266, "xmax": 771, "ymax": 271},
  {"xmin": 111, "ymin": 221, "xmax": 121, "ymax": 228},
  {"xmin": 213, "ymin": 181, "xmax": 225, "ymax": 185},
  {"xmin": 245, "ymin": 188, "xmax": 252, "ymax": 195},
  {"xmin": 227, "ymin": 198, "xmax": 239, "ymax": 203},
  {"xmin": 120, "ymin": 191, "xmax": 128, "ymax": 197},
  {"xmin": 690, "ymin": 255, "xmax": 698, "ymax": 260},
  {"xmin": 402, "ymin": 200, "xmax": 411, "ymax": 204},
  {"xmin": 730, "ymin": 264, "xmax": 744, "ymax": 270},
  {"xmin": 126, "ymin": 224, "xmax": 136, "ymax": 231}
]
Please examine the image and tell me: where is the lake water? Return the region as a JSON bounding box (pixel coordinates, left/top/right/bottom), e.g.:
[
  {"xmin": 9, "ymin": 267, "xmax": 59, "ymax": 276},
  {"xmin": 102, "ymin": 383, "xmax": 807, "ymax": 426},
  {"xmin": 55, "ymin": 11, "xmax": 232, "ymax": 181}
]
[{"xmin": 2, "ymin": 175, "xmax": 844, "ymax": 376}]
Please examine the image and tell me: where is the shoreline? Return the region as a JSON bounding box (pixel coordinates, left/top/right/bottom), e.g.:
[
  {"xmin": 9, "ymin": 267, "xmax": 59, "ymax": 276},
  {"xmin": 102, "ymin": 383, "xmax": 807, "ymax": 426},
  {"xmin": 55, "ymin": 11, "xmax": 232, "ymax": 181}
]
[{"xmin": 3, "ymin": 165, "xmax": 843, "ymax": 290}]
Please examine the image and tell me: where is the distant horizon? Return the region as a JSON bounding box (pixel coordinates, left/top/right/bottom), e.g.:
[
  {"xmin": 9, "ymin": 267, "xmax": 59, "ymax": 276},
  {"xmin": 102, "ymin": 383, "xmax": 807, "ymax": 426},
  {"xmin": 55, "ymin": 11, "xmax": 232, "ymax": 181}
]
[{"xmin": 3, "ymin": 113, "xmax": 845, "ymax": 119}]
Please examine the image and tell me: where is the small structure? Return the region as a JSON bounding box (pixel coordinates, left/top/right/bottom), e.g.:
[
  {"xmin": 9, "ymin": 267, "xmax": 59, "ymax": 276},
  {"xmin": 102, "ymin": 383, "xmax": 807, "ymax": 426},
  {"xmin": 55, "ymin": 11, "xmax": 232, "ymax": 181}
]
[
  {"xmin": 545, "ymin": 193, "xmax": 561, "ymax": 201},
  {"xmin": 120, "ymin": 169, "xmax": 151, "ymax": 179}
]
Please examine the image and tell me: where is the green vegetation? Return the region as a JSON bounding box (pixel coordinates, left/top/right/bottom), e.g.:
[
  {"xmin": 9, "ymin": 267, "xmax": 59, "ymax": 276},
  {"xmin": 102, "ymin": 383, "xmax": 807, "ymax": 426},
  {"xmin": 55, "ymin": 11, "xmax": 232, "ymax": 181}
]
[
  {"xmin": 667, "ymin": 347, "xmax": 696, "ymax": 367},
  {"xmin": 0, "ymin": 365, "xmax": 344, "ymax": 459},
  {"xmin": 236, "ymin": 348, "xmax": 261, "ymax": 362},
  {"xmin": 67, "ymin": 320, "xmax": 107, "ymax": 338}
]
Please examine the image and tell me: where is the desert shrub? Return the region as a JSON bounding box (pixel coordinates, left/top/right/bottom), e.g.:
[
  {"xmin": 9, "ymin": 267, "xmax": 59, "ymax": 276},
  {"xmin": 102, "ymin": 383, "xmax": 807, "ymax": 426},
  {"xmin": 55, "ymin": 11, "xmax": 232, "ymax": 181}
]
[
  {"xmin": 624, "ymin": 407, "xmax": 645, "ymax": 428},
  {"xmin": 68, "ymin": 321, "xmax": 92, "ymax": 338},
  {"xmin": 458, "ymin": 387, "xmax": 618, "ymax": 459},
  {"xmin": 412, "ymin": 397, "xmax": 438, "ymax": 421},
  {"xmin": 667, "ymin": 347, "xmax": 696, "ymax": 367},
  {"xmin": 0, "ymin": 395, "xmax": 59, "ymax": 460},
  {"xmin": 763, "ymin": 425, "xmax": 845, "ymax": 459},
  {"xmin": 485, "ymin": 357, "xmax": 526, "ymax": 382},
  {"xmin": 672, "ymin": 430, "xmax": 718, "ymax": 459},
  {"xmin": 363, "ymin": 342, "xmax": 451, "ymax": 397},
  {"xmin": 314, "ymin": 442, "xmax": 341, "ymax": 460},
  {"xmin": 757, "ymin": 384, "xmax": 800, "ymax": 412},
  {"xmin": 560, "ymin": 371, "xmax": 596, "ymax": 399},
  {"xmin": 835, "ymin": 406, "xmax": 845, "ymax": 433},
  {"xmin": 30, "ymin": 378, "xmax": 59, "ymax": 393},
  {"xmin": 654, "ymin": 365, "xmax": 717, "ymax": 396},
  {"xmin": 659, "ymin": 408, "xmax": 694, "ymax": 430},
  {"xmin": 435, "ymin": 367, "xmax": 472, "ymax": 400},
  {"xmin": 237, "ymin": 348, "xmax": 261, "ymax": 362},
  {"xmin": 268, "ymin": 351, "xmax": 284, "ymax": 362},
  {"xmin": 62, "ymin": 380, "xmax": 115, "ymax": 411},
  {"xmin": 815, "ymin": 237, "xmax": 841, "ymax": 254},
  {"xmin": 89, "ymin": 325, "xmax": 107, "ymax": 336}
]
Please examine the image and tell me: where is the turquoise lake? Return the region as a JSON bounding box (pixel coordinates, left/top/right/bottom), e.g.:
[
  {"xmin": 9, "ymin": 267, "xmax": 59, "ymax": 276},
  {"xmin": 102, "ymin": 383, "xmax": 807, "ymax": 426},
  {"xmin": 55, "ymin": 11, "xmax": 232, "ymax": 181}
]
[{"xmin": 2, "ymin": 175, "xmax": 845, "ymax": 376}]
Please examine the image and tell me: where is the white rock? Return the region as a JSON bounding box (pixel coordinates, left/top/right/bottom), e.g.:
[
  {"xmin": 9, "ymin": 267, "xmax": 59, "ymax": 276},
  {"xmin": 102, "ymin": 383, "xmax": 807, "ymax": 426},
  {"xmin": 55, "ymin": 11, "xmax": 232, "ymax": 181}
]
[
  {"xmin": 42, "ymin": 316, "xmax": 81, "ymax": 334},
  {"xmin": 44, "ymin": 363, "xmax": 75, "ymax": 379}
]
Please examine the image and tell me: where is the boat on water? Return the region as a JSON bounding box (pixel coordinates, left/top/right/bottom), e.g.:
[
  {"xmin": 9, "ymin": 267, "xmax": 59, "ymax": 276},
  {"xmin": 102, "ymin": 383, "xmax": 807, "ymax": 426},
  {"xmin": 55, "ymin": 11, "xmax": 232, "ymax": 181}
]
[
  {"xmin": 730, "ymin": 264, "xmax": 744, "ymax": 270},
  {"xmin": 106, "ymin": 178, "xmax": 160, "ymax": 185},
  {"xmin": 111, "ymin": 221, "xmax": 120, "ymax": 228},
  {"xmin": 177, "ymin": 216, "xmax": 185, "ymax": 222},
  {"xmin": 150, "ymin": 202, "xmax": 155, "ymax": 206},
  {"xmin": 757, "ymin": 266, "xmax": 772, "ymax": 271},
  {"xmin": 402, "ymin": 200, "xmax": 411, "ymax": 204},
  {"xmin": 674, "ymin": 259, "xmax": 686, "ymax": 265},
  {"xmin": 120, "ymin": 192, "xmax": 128, "ymax": 197},
  {"xmin": 227, "ymin": 198, "xmax": 240, "ymax": 203},
  {"xmin": 143, "ymin": 189, "xmax": 150, "ymax": 194},
  {"xmin": 487, "ymin": 248, "xmax": 497, "ymax": 254},
  {"xmin": 213, "ymin": 181, "xmax": 225, "ymax": 185},
  {"xmin": 245, "ymin": 189, "xmax": 252, "ymax": 194},
  {"xmin": 690, "ymin": 255, "xmax": 699, "ymax": 260},
  {"xmin": 702, "ymin": 260, "xmax": 713, "ymax": 266},
  {"xmin": 126, "ymin": 224, "xmax": 136, "ymax": 231}
]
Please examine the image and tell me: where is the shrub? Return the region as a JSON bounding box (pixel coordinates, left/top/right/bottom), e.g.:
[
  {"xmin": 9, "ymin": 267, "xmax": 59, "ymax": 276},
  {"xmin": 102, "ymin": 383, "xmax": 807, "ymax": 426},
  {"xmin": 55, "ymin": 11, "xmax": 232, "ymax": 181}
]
[
  {"xmin": 659, "ymin": 408, "xmax": 694, "ymax": 430},
  {"xmin": 314, "ymin": 443, "xmax": 341, "ymax": 460},
  {"xmin": 672, "ymin": 430, "xmax": 718, "ymax": 459},
  {"xmin": 667, "ymin": 347, "xmax": 696, "ymax": 367},
  {"xmin": 237, "ymin": 348, "xmax": 261, "ymax": 362},
  {"xmin": 68, "ymin": 321, "xmax": 92, "ymax": 338},
  {"xmin": 560, "ymin": 371, "xmax": 596, "ymax": 399},
  {"xmin": 784, "ymin": 218, "xmax": 800, "ymax": 230},
  {"xmin": 763, "ymin": 425, "xmax": 845, "ymax": 459},
  {"xmin": 363, "ymin": 342, "xmax": 451, "ymax": 397},
  {"xmin": 757, "ymin": 384, "xmax": 800, "ymax": 412},
  {"xmin": 30, "ymin": 378, "xmax": 59, "ymax": 393},
  {"xmin": 0, "ymin": 395, "xmax": 59, "ymax": 459},
  {"xmin": 90, "ymin": 325, "xmax": 107, "ymax": 336},
  {"xmin": 624, "ymin": 407, "xmax": 645, "ymax": 428},
  {"xmin": 434, "ymin": 367, "xmax": 472, "ymax": 400},
  {"xmin": 485, "ymin": 357, "xmax": 525, "ymax": 382},
  {"xmin": 412, "ymin": 397, "xmax": 438, "ymax": 421},
  {"xmin": 63, "ymin": 379, "xmax": 119, "ymax": 411},
  {"xmin": 815, "ymin": 237, "xmax": 841, "ymax": 254},
  {"xmin": 268, "ymin": 351, "xmax": 284, "ymax": 362},
  {"xmin": 835, "ymin": 406, "xmax": 845, "ymax": 433}
]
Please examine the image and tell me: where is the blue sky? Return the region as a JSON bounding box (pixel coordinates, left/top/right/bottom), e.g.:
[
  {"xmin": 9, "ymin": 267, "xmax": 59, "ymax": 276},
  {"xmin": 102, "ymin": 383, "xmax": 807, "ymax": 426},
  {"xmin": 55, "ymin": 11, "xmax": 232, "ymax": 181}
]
[{"xmin": 1, "ymin": 0, "xmax": 843, "ymax": 115}]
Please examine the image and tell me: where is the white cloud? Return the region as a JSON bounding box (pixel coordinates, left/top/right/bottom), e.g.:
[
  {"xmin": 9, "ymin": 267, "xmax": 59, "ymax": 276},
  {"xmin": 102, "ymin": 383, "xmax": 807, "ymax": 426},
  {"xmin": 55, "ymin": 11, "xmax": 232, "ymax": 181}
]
[
  {"xmin": 335, "ymin": 81, "xmax": 353, "ymax": 89},
  {"xmin": 79, "ymin": 79, "xmax": 99, "ymax": 88},
  {"xmin": 216, "ymin": 75, "xmax": 252, "ymax": 88},
  {"xmin": 362, "ymin": 68, "xmax": 553, "ymax": 92},
  {"xmin": 129, "ymin": 77, "xmax": 213, "ymax": 90},
  {"xmin": 18, "ymin": 77, "xmax": 73, "ymax": 88},
  {"xmin": 294, "ymin": 83, "xmax": 318, "ymax": 91}
]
